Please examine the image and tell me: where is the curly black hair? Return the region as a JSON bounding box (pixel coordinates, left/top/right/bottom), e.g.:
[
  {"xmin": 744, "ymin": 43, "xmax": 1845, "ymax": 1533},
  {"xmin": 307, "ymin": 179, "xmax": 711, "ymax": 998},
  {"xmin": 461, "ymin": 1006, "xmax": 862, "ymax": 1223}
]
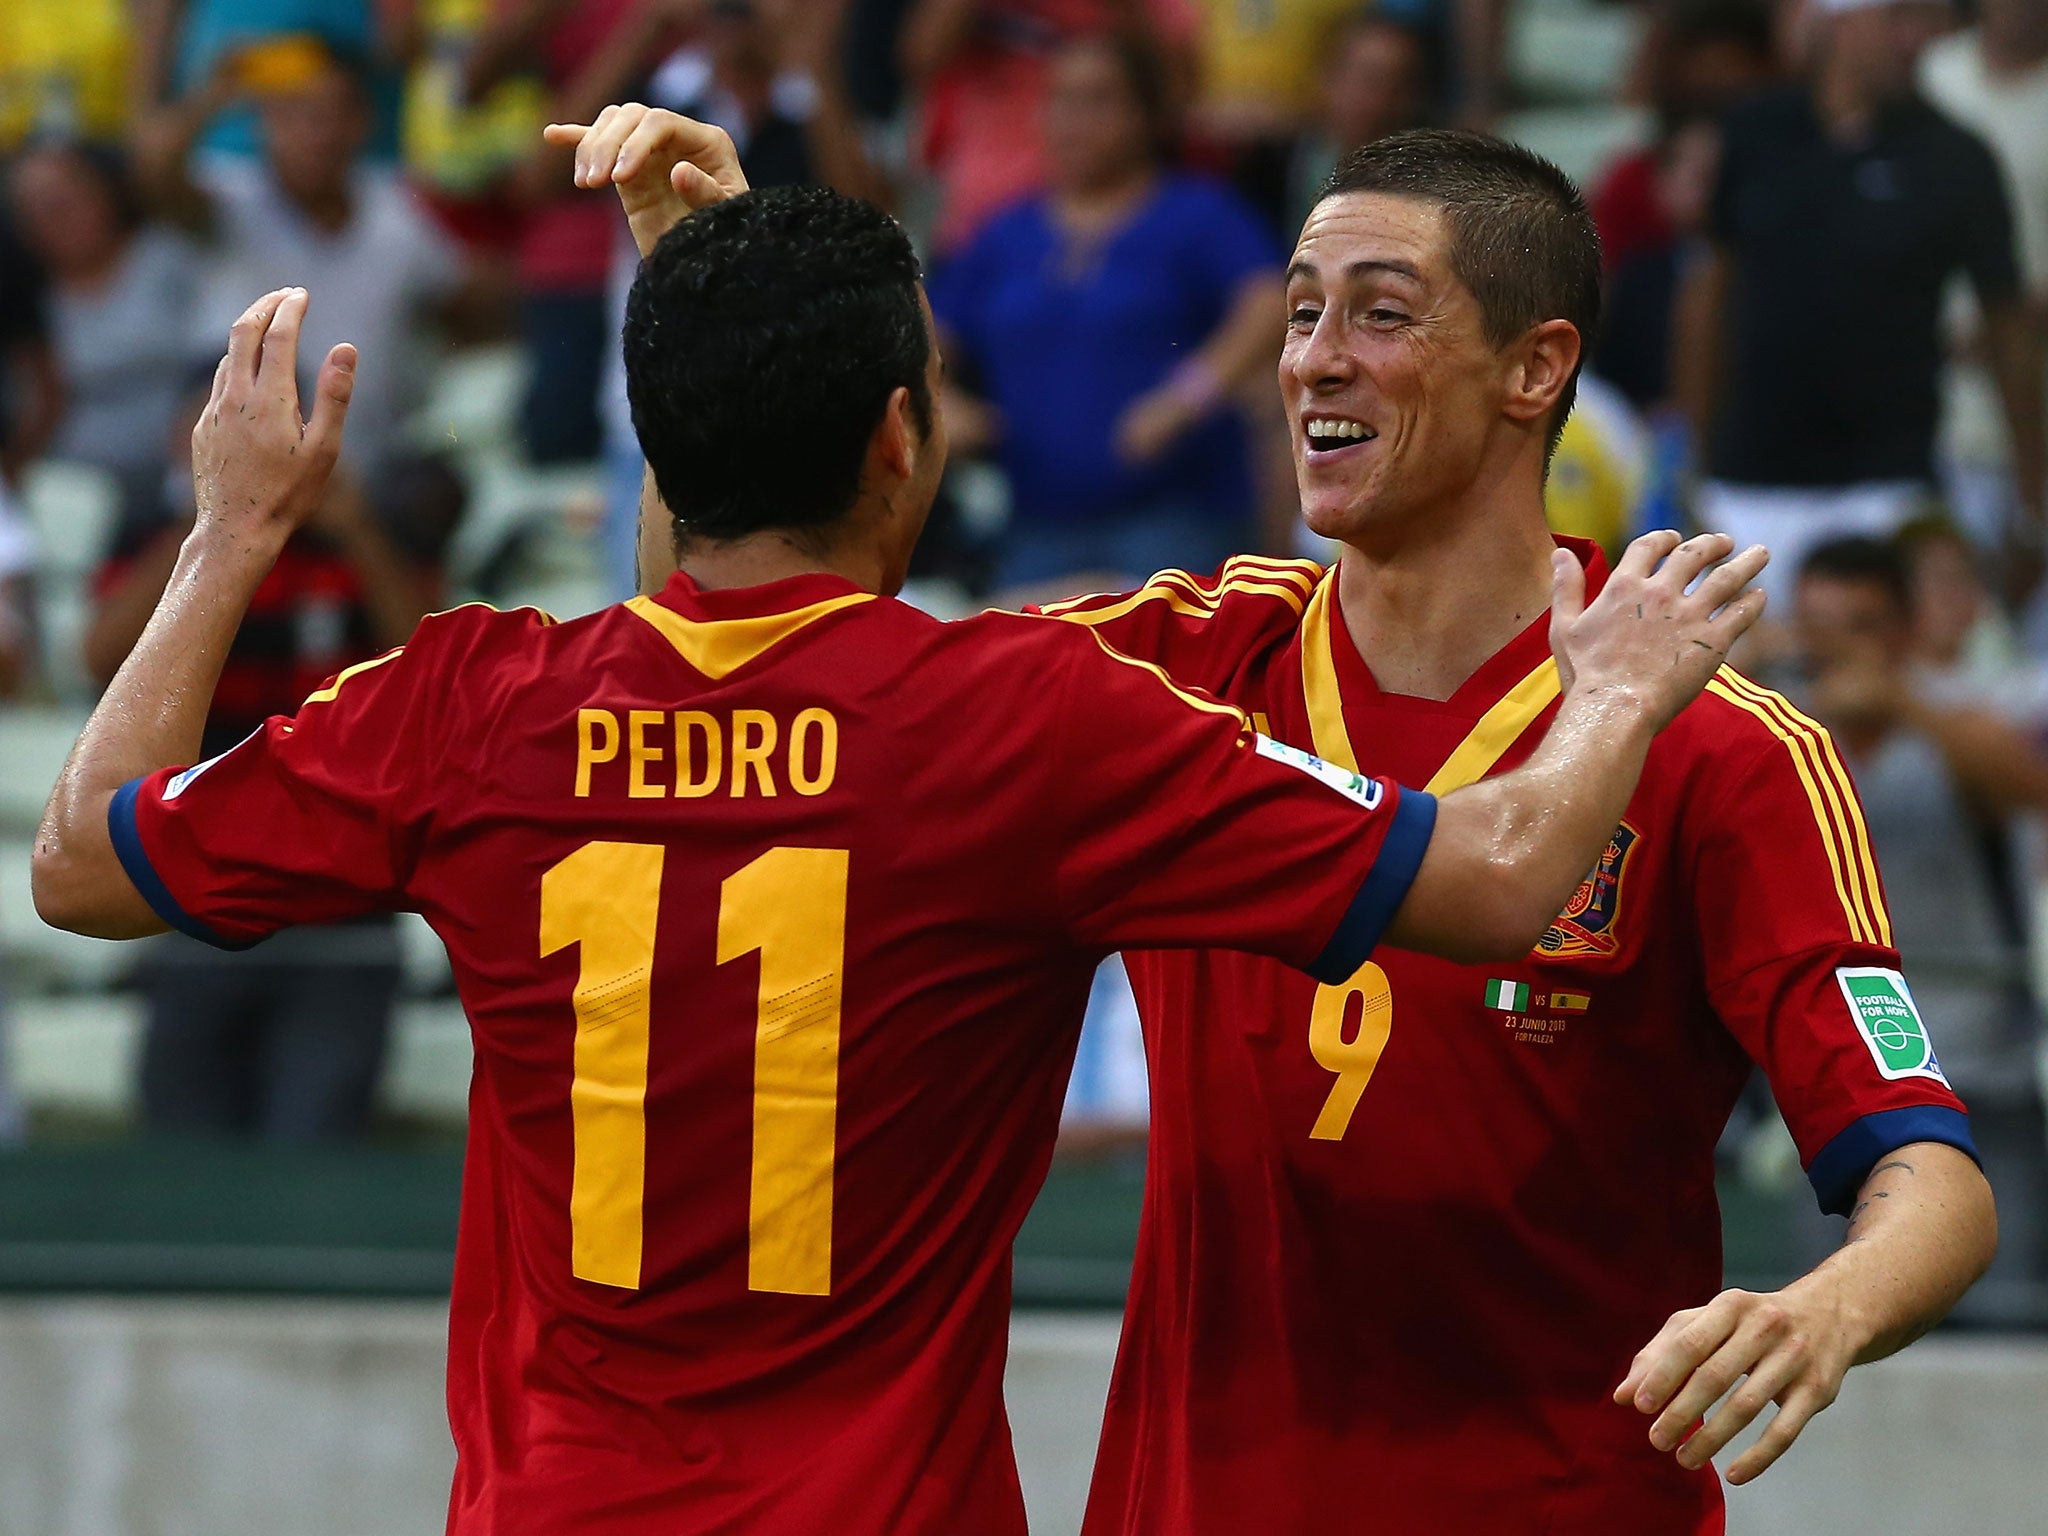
[{"xmin": 623, "ymin": 185, "xmax": 934, "ymax": 544}]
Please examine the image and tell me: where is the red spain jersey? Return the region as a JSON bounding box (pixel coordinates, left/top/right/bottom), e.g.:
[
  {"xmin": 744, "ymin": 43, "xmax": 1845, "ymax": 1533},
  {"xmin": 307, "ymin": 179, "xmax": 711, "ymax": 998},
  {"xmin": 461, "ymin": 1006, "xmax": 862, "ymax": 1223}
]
[
  {"xmin": 106, "ymin": 569, "xmax": 1436, "ymax": 1536},
  {"xmin": 1041, "ymin": 544, "xmax": 1977, "ymax": 1536}
]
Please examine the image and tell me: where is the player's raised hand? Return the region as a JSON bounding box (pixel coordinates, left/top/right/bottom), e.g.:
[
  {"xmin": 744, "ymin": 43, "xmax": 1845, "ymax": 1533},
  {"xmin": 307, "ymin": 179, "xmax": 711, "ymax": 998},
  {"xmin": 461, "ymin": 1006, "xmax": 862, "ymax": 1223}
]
[
  {"xmin": 1548, "ymin": 531, "xmax": 1768, "ymax": 732},
  {"xmin": 545, "ymin": 104, "xmax": 751, "ymax": 258},
  {"xmin": 191, "ymin": 287, "xmax": 355, "ymax": 561}
]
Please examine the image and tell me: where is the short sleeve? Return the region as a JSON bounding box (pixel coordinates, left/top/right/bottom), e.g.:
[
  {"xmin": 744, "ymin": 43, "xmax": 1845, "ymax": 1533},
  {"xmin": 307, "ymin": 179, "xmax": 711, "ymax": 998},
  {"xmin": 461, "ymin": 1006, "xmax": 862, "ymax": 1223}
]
[
  {"xmin": 1951, "ymin": 131, "xmax": 2022, "ymax": 310},
  {"xmin": 1691, "ymin": 682, "xmax": 1976, "ymax": 1215},
  {"xmin": 1043, "ymin": 627, "xmax": 1434, "ymax": 982},
  {"xmin": 109, "ymin": 625, "xmax": 453, "ymax": 947}
]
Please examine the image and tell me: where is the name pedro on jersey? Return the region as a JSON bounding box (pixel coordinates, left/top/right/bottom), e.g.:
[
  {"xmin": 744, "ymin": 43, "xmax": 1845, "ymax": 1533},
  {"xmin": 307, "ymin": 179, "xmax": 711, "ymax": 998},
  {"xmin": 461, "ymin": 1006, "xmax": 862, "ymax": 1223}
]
[{"xmin": 574, "ymin": 706, "xmax": 839, "ymax": 798}]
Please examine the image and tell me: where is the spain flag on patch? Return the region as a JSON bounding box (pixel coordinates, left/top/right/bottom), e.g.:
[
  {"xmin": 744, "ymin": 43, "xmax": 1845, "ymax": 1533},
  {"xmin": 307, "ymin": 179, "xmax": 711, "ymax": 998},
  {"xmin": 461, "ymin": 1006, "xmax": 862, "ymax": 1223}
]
[{"xmin": 1550, "ymin": 991, "xmax": 1591, "ymax": 1013}]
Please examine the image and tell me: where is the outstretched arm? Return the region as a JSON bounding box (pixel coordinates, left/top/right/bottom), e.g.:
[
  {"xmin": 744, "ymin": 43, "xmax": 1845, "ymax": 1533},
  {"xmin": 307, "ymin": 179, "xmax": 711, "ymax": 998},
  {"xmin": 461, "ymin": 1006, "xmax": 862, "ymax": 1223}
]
[
  {"xmin": 33, "ymin": 289, "xmax": 355, "ymax": 936},
  {"xmin": 1615, "ymin": 1143, "xmax": 1994, "ymax": 1484},
  {"xmin": 1386, "ymin": 531, "xmax": 1767, "ymax": 961}
]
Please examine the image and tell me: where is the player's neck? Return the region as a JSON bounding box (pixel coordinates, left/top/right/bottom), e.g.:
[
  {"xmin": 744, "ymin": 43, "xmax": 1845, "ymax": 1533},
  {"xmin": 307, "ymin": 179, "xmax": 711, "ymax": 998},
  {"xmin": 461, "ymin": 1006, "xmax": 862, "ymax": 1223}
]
[
  {"xmin": 1334, "ymin": 501, "xmax": 1557, "ymax": 703},
  {"xmin": 675, "ymin": 531, "xmax": 891, "ymax": 597}
]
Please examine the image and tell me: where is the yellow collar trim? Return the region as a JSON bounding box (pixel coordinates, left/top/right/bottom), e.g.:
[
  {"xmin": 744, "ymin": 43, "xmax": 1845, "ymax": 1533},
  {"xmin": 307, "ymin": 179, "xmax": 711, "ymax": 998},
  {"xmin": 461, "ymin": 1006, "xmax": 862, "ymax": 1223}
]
[
  {"xmin": 1300, "ymin": 570, "xmax": 1560, "ymax": 789},
  {"xmin": 625, "ymin": 591, "xmax": 875, "ymax": 680}
]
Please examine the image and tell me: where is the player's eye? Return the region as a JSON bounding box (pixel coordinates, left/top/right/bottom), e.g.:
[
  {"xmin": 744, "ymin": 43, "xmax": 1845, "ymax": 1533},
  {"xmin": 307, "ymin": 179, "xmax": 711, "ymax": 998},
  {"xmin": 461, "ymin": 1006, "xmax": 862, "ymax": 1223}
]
[
  {"xmin": 1366, "ymin": 307, "xmax": 1408, "ymax": 325},
  {"xmin": 1288, "ymin": 305, "xmax": 1321, "ymax": 329}
]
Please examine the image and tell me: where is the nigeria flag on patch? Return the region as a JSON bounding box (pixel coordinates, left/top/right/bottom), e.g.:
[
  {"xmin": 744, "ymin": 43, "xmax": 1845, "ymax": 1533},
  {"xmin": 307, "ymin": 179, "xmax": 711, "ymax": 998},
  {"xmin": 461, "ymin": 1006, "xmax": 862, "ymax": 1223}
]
[{"xmin": 1485, "ymin": 979, "xmax": 1530, "ymax": 1011}]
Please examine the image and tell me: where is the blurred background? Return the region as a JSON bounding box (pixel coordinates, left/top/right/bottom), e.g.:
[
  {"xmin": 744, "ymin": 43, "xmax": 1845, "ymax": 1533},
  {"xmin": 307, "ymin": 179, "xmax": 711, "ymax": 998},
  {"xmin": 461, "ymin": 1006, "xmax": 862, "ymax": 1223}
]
[{"xmin": 0, "ymin": 0, "xmax": 2045, "ymax": 1531}]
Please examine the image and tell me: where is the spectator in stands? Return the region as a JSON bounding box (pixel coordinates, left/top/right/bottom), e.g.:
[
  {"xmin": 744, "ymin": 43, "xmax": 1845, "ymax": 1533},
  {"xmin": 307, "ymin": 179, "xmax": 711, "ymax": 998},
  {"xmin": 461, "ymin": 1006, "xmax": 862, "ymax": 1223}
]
[
  {"xmin": 0, "ymin": 212, "xmax": 62, "ymax": 490},
  {"xmin": 1792, "ymin": 534, "xmax": 2048, "ymax": 1324},
  {"xmin": 902, "ymin": 0, "xmax": 1199, "ymax": 253},
  {"xmin": 83, "ymin": 384, "xmax": 456, "ymax": 1141},
  {"xmin": 0, "ymin": 0, "xmax": 135, "ymax": 150},
  {"xmin": 1676, "ymin": 0, "xmax": 2046, "ymax": 603},
  {"xmin": 930, "ymin": 31, "xmax": 1281, "ymax": 590},
  {"xmin": 1590, "ymin": 0, "xmax": 1777, "ymax": 414},
  {"xmin": 131, "ymin": 38, "xmax": 471, "ymax": 477},
  {"xmin": 1920, "ymin": 0, "xmax": 2048, "ymax": 560},
  {"xmin": 464, "ymin": 0, "xmax": 680, "ymax": 465},
  {"xmin": 133, "ymin": 0, "xmax": 405, "ymax": 162},
  {"xmin": 1283, "ymin": 12, "xmax": 1428, "ymax": 235},
  {"xmin": 7, "ymin": 141, "xmax": 200, "ymax": 498}
]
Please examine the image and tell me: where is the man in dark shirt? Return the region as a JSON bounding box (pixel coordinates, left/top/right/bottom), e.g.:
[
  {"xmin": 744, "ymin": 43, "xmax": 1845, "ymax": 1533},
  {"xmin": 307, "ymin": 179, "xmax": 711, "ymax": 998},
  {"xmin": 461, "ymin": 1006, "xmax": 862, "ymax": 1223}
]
[{"xmin": 1677, "ymin": 0, "xmax": 2046, "ymax": 600}]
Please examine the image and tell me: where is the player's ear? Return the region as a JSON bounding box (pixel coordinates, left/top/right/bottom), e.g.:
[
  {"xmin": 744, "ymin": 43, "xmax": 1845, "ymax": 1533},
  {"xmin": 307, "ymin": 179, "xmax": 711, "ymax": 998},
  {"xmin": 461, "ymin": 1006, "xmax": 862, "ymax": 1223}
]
[
  {"xmin": 871, "ymin": 385, "xmax": 917, "ymax": 484},
  {"xmin": 1502, "ymin": 319, "xmax": 1581, "ymax": 428}
]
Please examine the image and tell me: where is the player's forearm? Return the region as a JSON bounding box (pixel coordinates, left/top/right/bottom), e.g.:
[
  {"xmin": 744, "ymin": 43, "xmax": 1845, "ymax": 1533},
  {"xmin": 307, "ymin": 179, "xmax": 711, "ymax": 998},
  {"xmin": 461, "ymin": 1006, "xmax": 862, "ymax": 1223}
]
[
  {"xmin": 1391, "ymin": 687, "xmax": 1655, "ymax": 960},
  {"xmin": 33, "ymin": 528, "xmax": 278, "ymax": 935},
  {"xmin": 1795, "ymin": 1142, "xmax": 1996, "ymax": 1366}
]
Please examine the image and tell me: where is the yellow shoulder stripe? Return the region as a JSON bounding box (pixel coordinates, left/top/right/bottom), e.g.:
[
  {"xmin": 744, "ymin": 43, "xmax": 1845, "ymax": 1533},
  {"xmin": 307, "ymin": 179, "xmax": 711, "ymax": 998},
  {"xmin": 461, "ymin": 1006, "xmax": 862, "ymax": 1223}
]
[
  {"xmin": 1086, "ymin": 629, "xmax": 1250, "ymax": 732},
  {"xmin": 303, "ymin": 647, "xmax": 403, "ymax": 706},
  {"xmin": 1706, "ymin": 669, "xmax": 1892, "ymax": 947},
  {"xmin": 1422, "ymin": 660, "xmax": 1561, "ymax": 795},
  {"xmin": 626, "ymin": 591, "xmax": 874, "ymax": 680},
  {"xmin": 1041, "ymin": 555, "xmax": 1321, "ymax": 625}
]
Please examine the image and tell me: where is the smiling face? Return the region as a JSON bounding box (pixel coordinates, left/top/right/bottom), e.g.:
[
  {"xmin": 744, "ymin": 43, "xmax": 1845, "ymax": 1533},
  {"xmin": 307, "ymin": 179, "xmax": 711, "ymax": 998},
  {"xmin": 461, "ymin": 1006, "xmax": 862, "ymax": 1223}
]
[{"xmin": 1282, "ymin": 192, "xmax": 1524, "ymax": 543}]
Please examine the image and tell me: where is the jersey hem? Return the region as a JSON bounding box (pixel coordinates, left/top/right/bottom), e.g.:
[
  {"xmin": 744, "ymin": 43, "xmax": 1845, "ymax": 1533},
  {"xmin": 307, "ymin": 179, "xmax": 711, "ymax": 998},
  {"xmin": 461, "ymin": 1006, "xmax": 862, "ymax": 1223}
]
[
  {"xmin": 108, "ymin": 777, "xmax": 261, "ymax": 952},
  {"xmin": 1807, "ymin": 1105, "xmax": 1978, "ymax": 1215},
  {"xmin": 1307, "ymin": 788, "xmax": 1437, "ymax": 984}
]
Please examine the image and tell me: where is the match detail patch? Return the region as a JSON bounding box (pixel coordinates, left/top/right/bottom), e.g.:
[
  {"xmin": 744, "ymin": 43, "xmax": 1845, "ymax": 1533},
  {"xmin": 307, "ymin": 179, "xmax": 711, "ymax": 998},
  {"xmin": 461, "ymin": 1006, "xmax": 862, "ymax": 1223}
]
[
  {"xmin": 1255, "ymin": 734, "xmax": 1382, "ymax": 809},
  {"xmin": 1836, "ymin": 967, "xmax": 1949, "ymax": 1085}
]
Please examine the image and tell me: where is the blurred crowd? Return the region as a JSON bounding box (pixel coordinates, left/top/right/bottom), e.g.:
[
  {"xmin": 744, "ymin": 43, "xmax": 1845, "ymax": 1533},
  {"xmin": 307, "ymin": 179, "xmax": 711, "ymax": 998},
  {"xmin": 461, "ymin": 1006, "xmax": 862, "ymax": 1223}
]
[{"xmin": 0, "ymin": 0, "xmax": 2046, "ymax": 1314}]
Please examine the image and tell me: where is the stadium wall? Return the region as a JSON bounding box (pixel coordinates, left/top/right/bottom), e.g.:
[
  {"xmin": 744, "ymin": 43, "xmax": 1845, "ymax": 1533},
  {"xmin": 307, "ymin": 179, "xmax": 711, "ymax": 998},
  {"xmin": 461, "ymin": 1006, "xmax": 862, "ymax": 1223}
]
[{"xmin": 0, "ymin": 1300, "xmax": 2040, "ymax": 1534}]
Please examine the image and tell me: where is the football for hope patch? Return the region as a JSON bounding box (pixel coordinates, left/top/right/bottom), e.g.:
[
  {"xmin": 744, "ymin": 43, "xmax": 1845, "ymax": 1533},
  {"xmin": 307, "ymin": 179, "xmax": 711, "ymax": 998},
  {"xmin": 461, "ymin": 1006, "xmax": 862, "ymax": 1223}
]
[
  {"xmin": 1254, "ymin": 734, "xmax": 1383, "ymax": 809},
  {"xmin": 1836, "ymin": 967, "xmax": 1949, "ymax": 1085}
]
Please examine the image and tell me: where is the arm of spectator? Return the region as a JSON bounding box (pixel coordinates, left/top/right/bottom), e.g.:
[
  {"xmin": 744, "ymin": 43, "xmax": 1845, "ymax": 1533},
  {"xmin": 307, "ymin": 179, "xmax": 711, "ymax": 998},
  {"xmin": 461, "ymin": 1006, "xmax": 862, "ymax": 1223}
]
[
  {"xmin": 34, "ymin": 289, "xmax": 354, "ymax": 937},
  {"xmin": 130, "ymin": 66, "xmax": 240, "ymax": 233},
  {"xmin": 309, "ymin": 474, "xmax": 439, "ymax": 650},
  {"xmin": 1908, "ymin": 696, "xmax": 2048, "ymax": 816},
  {"xmin": 128, "ymin": 0, "xmax": 187, "ymax": 109},
  {"xmin": 1452, "ymin": 0, "xmax": 1509, "ymax": 128},
  {"xmin": 460, "ymin": 0, "xmax": 583, "ymax": 105},
  {"xmin": 0, "ymin": 336, "xmax": 63, "ymax": 486},
  {"xmin": 83, "ymin": 527, "xmax": 185, "ymax": 687},
  {"xmin": 902, "ymin": 0, "xmax": 985, "ymax": 85},
  {"xmin": 1673, "ymin": 243, "xmax": 1728, "ymax": 452},
  {"xmin": 1981, "ymin": 298, "xmax": 2048, "ymax": 542},
  {"xmin": 771, "ymin": 0, "xmax": 893, "ymax": 208},
  {"xmin": 1117, "ymin": 272, "xmax": 1286, "ymax": 467},
  {"xmin": 1617, "ymin": 1143, "xmax": 1993, "ymax": 1485}
]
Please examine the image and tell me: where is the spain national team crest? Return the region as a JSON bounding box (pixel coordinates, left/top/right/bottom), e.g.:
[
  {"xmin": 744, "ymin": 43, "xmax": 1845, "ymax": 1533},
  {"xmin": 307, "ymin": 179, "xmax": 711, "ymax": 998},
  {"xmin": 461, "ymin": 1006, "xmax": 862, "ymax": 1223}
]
[{"xmin": 1536, "ymin": 822, "xmax": 1641, "ymax": 958}]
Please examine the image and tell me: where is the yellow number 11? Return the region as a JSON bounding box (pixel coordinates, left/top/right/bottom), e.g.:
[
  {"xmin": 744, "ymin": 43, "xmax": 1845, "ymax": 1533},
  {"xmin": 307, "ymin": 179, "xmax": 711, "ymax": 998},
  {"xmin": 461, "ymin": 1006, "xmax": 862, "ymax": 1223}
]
[{"xmin": 540, "ymin": 842, "xmax": 849, "ymax": 1295}]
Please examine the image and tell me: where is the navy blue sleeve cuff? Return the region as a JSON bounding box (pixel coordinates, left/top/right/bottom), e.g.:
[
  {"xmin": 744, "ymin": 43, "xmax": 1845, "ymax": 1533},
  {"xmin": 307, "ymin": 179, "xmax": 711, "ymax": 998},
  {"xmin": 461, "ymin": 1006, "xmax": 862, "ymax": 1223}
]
[
  {"xmin": 1807, "ymin": 1105, "xmax": 1980, "ymax": 1216},
  {"xmin": 1307, "ymin": 788, "xmax": 1438, "ymax": 986},
  {"xmin": 108, "ymin": 777, "xmax": 260, "ymax": 952}
]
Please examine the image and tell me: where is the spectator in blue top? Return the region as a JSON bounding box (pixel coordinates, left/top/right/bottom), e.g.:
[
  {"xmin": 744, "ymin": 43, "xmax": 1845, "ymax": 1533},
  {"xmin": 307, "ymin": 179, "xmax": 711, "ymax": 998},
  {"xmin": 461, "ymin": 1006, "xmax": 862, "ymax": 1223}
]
[{"xmin": 930, "ymin": 31, "xmax": 1283, "ymax": 592}]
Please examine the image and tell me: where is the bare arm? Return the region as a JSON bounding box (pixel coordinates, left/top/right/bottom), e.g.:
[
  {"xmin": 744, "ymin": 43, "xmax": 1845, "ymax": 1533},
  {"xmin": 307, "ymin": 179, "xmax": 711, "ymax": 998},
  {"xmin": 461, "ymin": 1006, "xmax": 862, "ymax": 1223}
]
[
  {"xmin": 130, "ymin": 68, "xmax": 239, "ymax": 232},
  {"xmin": 1981, "ymin": 298, "xmax": 2047, "ymax": 540},
  {"xmin": 1387, "ymin": 532, "xmax": 1768, "ymax": 961},
  {"xmin": 1673, "ymin": 244, "xmax": 1729, "ymax": 448},
  {"xmin": 1117, "ymin": 273, "xmax": 1287, "ymax": 467},
  {"xmin": 1617, "ymin": 1143, "xmax": 1995, "ymax": 1484},
  {"xmin": 32, "ymin": 289, "xmax": 355, "ymax": 937},
  {"xmin": 1909, "ymin": 697, "xmax": 2048, "ymax": 815},
  {"xmin": 901, "ymin": 0, "xmax": 984, "ymax": 86}
]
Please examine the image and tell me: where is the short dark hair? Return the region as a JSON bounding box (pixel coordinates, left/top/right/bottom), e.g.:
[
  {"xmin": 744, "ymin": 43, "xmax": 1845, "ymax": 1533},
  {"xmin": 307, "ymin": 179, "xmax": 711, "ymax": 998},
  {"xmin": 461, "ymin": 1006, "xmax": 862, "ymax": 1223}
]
[
  {"xmin": 624, "ymin": 185, "xmax": 933, "ymax": 543},
  {"xmin": 1318, "ymin": 128, "xmax": 1601, "ymax": 454},
  {"xmin": 1075, "ymin": 30, "xmax": 1181, "ymax": 167},
  {"xmin": 1799, "ymin": 536, "xmax": 1912, "ymax": 611}
]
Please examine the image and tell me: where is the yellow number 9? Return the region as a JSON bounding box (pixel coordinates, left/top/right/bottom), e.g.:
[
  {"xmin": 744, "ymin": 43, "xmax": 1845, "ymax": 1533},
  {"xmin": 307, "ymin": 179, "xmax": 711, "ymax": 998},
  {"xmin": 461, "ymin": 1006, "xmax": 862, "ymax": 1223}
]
[{"xmin": 1307, "ymin": 961, "xmax": 1392, "ymax": 1141}]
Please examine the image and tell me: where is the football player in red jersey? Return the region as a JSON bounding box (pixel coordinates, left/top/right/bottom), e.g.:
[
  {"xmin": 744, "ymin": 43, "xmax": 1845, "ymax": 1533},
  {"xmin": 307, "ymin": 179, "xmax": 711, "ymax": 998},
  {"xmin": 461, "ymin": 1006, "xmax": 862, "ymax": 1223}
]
[
  {"xmin": 599, "ymin": 114, "xmax": 2000, "ymax": 1531},
  {"xmin": 32, "ymin": 175, "xmax": 1763, "ymax": 1535}
]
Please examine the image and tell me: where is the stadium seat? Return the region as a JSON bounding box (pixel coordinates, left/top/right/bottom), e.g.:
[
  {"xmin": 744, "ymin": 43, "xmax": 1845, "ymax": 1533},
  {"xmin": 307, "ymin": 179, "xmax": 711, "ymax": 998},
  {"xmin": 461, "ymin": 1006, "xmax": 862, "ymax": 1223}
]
[
  {"xmin": 18, "ymin": 461, "xmax": 121, "ymax": 582},
  {"xmin": 0, "ymin": 707, "xmax": 87, "ymax": 834},
  {"xmin": 0, "ymin": 836, "xmax": 133, "ymax": 994}
]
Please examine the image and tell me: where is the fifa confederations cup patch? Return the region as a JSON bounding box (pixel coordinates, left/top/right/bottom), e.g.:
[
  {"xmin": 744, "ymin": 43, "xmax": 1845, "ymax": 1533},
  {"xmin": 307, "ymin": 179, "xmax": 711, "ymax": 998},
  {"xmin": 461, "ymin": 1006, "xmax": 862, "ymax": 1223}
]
[
  {"xmin": 1536, "ymin": 822, "xmax": 1641, "ymax": 958},
  {"xmin": 1253, "ymin": 734, "xmax": 1383, "ymax": 810},
  {"xmin": 1836, "ymin": 967, "xmax": 1950, "ymax": 1085}
]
